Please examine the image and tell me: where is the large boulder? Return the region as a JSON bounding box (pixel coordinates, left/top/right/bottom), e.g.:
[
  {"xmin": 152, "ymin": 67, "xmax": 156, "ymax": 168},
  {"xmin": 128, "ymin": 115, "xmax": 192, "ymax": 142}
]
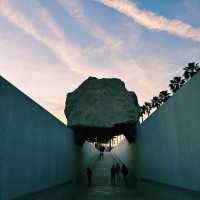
[{"xmin": 65, "ymin": 77, "xmax": 140, "ymax": 145}]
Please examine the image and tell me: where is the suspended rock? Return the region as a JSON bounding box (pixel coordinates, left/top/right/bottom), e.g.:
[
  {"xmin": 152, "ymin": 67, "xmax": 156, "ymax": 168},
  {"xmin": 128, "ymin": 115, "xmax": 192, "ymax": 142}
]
[{"xmin": 65, "ymin": 77, "xmax": 140, "ymax": 145}]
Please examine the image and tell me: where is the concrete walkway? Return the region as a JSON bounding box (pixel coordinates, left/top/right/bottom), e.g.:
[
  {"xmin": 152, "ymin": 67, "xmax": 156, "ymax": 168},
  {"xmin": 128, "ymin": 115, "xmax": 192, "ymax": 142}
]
[
  {"xmin": 74, "ymin": 152, "xmax": 200, "ymax": 200},
  {"xmin": 74, "ymin": 152, "xmax": 142, "ymax": 200},
  {"xmin": 16, "ymin": 152, "xmax": 200, "ymax": 200}
]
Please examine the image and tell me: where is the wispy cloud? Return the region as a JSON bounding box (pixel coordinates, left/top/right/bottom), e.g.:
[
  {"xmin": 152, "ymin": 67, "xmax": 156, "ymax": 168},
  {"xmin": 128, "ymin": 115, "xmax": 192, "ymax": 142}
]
[
  {"xmin": 0, "ymin": 0, "xmax": 63, "ymax": 48},
  {"xmin": 95, "ymin": 0, "xmax": 200, "ymax": 42},
  {"xmin": 0, "ymin": 47, "xmax": 85, "ymax": 124},
  {"xmin": 0, "ymin": 0, "xmax": 91, "ymax": 75},
  {"xmin": 58, "ymin": 0, "xmax": 122, "ymax": 49},
  {"xmin": 0, "ymin": 0, "xmax": 183, "ymax": 105},
  {"xmin": 1, "ymin": 0, "xmax": 199, "ymax": 123}
]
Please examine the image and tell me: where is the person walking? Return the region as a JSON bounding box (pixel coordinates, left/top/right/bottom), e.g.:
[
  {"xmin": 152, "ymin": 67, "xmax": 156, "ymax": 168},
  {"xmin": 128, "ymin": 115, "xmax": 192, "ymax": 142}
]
[
  {"xmin": 87, "ymin": 168, "xmax": 92, "ymax": 186},
  {"xmin": 110, "ymin": 164, "xmax": 116, "ymax": 185},
  {"xmin": 99, "ymin": 146, "xmax": 104, "ymax": 160},
  {"xmin": 101, "ymin": 151, "xmax": 104, "ymax": 160},
  {"xmin": 115, "ymin": 163, "xmax": 121, "ymax": 184},
  {"xmin": 99, "ymin": 151, "xmax": 102, "ymax": 160},
  {"xmin": 121, "ymin": 164, "xmax": 128, "ymax": 186}
]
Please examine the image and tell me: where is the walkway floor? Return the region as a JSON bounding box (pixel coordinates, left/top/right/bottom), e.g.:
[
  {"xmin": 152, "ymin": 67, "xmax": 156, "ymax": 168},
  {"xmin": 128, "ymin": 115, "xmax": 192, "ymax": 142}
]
[
  {"xmin": 16, "ymin": 152, "xmax": 200, "ymax": 200},
  {"xmin": 75, "ymin": 152, "xmax": 140, "ymax": 200},
  {"xmin": 74, "ymin": 152, "xmax": 200, "ymax": 200}
]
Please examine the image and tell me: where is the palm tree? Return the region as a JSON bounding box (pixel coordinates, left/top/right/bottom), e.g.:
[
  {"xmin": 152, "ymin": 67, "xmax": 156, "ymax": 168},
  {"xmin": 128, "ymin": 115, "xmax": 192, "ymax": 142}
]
[
  {"xmin": 183, "ymin": 68, "xmax": 190, "ymax": 81},
  {"xmin": 169, "ymin": 76, "xmax": 185, "ymax": 93},
  {"xmin": 140, "ymin": 105, "xmax": 146, "ymax": 122},
  {"xmin": 196, "ymin": 63, "xmax": 200, "ymax": 72},
  {"xmin": 144, "ymin": 102, "xmax": 152, "ymax": 116},
  {"xmin": 159, "ymin": 90, "xmax": 171, "ymax": 103},
  {"xmin": 169, "ymin": 80, "xmax": 176, "ymax": 93},
  {"xmin": 183, "ymin": 62, "xmax": 200, "ymax": 80},
  {"xmin": 175, "ymin": 76, "xmax": 185, "ymax": 88},
  {"xmin": 151, "ymin": 96, "xmax": 161, "ymax": 109}
]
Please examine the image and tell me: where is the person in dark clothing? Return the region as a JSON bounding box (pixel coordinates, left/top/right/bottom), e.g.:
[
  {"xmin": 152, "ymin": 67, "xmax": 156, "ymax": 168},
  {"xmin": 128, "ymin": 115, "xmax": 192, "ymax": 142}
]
[
  {"xmin": 99, "ymin": 147, "xmax": 104, "ymax": 160},
  {"xmin": 101, "ymin": 151, "xmax": 104, "ymax": 159},
  {"xmin": 110, "ymin": 164, "xmax": 116, "ymax": 185},
  {"xmin": 115, "ymin": 163, "xmax": 121, "ymax": 184},
  {"xmin": 99, "ymin": 151, "xmax": 104, "ymax": 160},
  {"xmin": 99, "ymin": 152, "xmax": 102, "ymax": 160},
  {"xmin": 87, "ymin": 168, "xmax": 92, "ymax": 186},
  {"xmin": 121, "ymin": 164, "xmax": 128, "ymax": 186}
]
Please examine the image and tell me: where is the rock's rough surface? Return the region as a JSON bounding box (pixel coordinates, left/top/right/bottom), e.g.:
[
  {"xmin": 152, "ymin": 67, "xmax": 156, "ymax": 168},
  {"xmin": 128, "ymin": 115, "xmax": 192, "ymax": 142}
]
[
  {"xmin": 65, "ymin": 77, "xmax": 140, "ymax": 144},
  {"xmin": 65, "ymin": 77, "xmax": 140, "ymax": 127}
]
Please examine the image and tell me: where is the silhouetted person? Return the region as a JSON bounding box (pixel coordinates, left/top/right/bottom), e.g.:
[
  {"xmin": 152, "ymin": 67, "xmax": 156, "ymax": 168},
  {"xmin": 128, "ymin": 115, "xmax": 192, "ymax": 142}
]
[
  {"xmin": 87, "ymin": 168, "xmax": 92, "ymax": 186},
  {"xmin": 101, "ymin": 151, "xmax": 104, "ymax": 159},
  {"xmin": 121, "ymin": 164, "xmax": 128, "ymax": 186},
  {"xmin": 99, "ymin": 151, "xmax": 104, "ymax": 160},
  {"xmin": 99, "ymin": 147, "xmax": 104, "ymax": 160},
  {"xmin": 115, "ymin": 163, "xmax": 121, "ymax": 184},
  {"xmin": 111, "ymin": 164, "xmax": 116, "ymax": 185}
]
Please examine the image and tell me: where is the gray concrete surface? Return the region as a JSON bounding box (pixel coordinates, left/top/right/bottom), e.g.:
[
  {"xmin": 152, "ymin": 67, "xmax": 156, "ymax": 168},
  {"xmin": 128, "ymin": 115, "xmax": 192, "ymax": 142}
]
[
  {"xmin": 113, "ymin": 72, "xmax": 200, "ymax": 191},
  {"xmin": 0, "ymin": 76, "xmax": 98, "ymax": 200},
  {"xmin": 1, "ymin": 72, "xmax": 200, "ymax": 198},
  {"xmin": 15, "ymin": 152, "xmax": 200, "ymax": 200},
  {"xmin": 75, "ymin": 152, "xmax": 139, "ymax": 200}
]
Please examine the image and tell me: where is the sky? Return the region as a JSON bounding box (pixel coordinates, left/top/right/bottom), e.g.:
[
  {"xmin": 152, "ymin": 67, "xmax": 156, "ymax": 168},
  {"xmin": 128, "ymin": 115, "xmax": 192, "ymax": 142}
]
[{"xmin": 0, "ymin": 0, "xmax": 200, "ymax": 124}]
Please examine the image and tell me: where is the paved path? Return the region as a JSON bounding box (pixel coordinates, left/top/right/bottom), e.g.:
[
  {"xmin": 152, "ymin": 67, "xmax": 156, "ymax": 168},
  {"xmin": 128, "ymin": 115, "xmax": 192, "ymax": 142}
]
[
  {"xmin": 74, "ymin": 152, "xmax": 200, "ymax": 200},
  {"xmin": 74, "ymin": 152, "xmax": 142, "ymax": 200},
  {"xmin": 16, "ymin": 152, "xmax": 200, "ymax": 200}
]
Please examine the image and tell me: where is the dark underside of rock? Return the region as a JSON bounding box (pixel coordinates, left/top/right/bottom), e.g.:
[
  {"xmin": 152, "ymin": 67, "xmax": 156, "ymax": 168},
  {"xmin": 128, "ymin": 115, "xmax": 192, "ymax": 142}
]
[
  {"xmin": 71, "ymin": 123, "xmax": 138, "ymax": 145},
  {"xmin": 65, "ymin": 77, "xmax": 140, "ymax": 145}
]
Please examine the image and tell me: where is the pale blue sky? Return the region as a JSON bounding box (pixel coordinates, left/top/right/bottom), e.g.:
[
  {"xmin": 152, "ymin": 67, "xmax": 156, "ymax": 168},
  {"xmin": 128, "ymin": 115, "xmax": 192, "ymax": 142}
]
[{"xmin": 0, "ymin": 0, "xmax": 200, "ymax": 123}]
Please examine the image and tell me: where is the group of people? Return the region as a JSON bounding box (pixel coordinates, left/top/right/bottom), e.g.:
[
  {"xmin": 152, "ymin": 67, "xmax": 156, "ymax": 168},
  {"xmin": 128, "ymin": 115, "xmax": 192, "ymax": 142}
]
[
  {"xmin": 86, "ymin": 163, "xmax": 129, "ymax": 187},
  {"xmin": 111, "ymin": 163, "xmax": 128, "ymax": 186}
]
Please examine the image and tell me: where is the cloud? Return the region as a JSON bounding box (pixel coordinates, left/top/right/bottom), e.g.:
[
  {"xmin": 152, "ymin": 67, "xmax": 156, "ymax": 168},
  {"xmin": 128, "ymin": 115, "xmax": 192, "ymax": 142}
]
[
  {"xmin": 0, "ymin": 53, "xmax": 85, "ymax": 124},
  {"xmin": 0, "ymin": 0, "xmax": 130, "ymax": 78},
  {"xmin": 0, "ymin": 24, "xmax": 86, "ymax": 124},
  {"xmin": 58, "ymin": 0, "xmax": 122, "ymax": 49},
  {"xmin": 0, "ymin": 0, "xmax": 145, "ymax": 79},
  {"xmin": 0, "ymin": 0, "xmax": 95, "ymax": 76},
  {"xmin": 95, "ymin": 0, "xmax": 200, "ymax": 42},
  {"xmin": 1, "ymin": 0, "xmax": 199, "ymax": 123},
  {"xmin": 0, "ymin": 0, "xmax": 178, "ymax": 104},
  {"xmin": 0, "ymin": 0, "xmax": 62, "ymax": 47}
]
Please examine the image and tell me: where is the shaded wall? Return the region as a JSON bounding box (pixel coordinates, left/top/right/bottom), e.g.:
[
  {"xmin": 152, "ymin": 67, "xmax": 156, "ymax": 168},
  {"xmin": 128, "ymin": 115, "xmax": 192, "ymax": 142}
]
[
  {"xmin": 0, "ymin": 76, "xmax": 98, "ymax": 200},
  {"xmin": 113, "ymin": 73, "xmax": 200, "ymax": 191},
  {"xmin": 75, "ymin": 142, "xmax": 98, "ymax": 184}
]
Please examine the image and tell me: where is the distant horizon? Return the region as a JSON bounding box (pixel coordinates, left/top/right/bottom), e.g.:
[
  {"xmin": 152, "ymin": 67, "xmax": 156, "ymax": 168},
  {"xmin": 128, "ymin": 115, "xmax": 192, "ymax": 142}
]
[{"xmin": 1, "ymin": 0, "xmax": 200, "ymax": 123}]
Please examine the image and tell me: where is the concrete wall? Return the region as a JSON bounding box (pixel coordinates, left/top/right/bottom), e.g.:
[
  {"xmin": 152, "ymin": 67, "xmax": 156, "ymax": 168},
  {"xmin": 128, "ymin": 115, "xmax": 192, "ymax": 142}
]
[
  {"xmin": 75, "ymin": 142, "xmax": 98, "ymax": 184},
  {"xmin": 113, "ymin": 72, "xmax": 200, "ymax": 191},
  {"xmin": 0, "ymin": 76, "xmax": 98, "ymax": 200}
]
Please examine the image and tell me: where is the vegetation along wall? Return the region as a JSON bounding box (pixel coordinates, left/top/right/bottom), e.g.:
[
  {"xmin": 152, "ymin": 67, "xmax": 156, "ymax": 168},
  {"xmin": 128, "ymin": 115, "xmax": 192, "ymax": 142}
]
[
  {"xmin": 0, "ymin": 76, "xmax": 98, "ymax": 200},
  {"xmin": 113, "ymin": 72, "xmax": 200, "ymax": 191}
]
